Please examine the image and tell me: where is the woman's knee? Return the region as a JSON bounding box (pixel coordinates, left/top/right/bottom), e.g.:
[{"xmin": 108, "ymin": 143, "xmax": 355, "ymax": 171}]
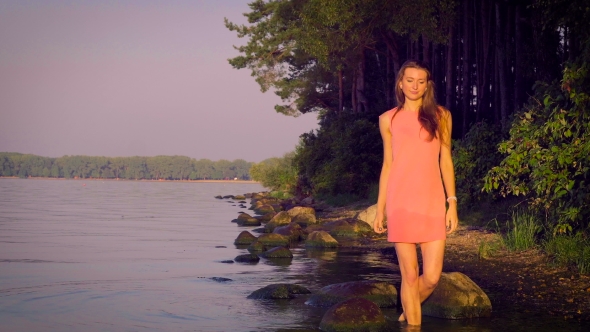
[
  {"xmin": 401, "ymin": 267, "xmax": 420, "ymax": 286},
  {"xmin": 423, "ymin": 272, "xmax": 441, "ymax": 289}
]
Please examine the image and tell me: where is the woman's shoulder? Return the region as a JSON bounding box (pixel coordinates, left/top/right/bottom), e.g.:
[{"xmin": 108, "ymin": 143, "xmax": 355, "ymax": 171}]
[{"xmin": 379, "ymin": 107, "xmax": 398, "ymax": 120}]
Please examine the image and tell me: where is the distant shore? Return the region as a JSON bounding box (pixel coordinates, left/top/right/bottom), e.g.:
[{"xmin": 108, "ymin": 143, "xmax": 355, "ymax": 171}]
[{"xmin": 0, "ymin": 176, "xmax": 260, "ymax": 184}]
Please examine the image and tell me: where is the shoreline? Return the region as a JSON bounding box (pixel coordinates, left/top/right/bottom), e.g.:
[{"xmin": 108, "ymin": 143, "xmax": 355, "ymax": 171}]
[
  {"xmin": 310, "ymin": 200, "xmax": 590, "ymax": 322},
  {"xmin": 0, "ymin": 176, "xmax": 260, "ymax": 184}
]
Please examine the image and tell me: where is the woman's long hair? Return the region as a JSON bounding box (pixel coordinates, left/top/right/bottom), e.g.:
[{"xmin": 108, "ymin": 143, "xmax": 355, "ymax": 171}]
[{"xmin": 393, "ymin": 60, "xmax": 444, "ymax": 141}]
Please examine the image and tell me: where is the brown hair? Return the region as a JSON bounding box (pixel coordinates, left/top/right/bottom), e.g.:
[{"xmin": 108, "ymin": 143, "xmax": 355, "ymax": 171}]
[{"xmin": 392, "ymin": 60, "xmax": 444, "ymax": 141}]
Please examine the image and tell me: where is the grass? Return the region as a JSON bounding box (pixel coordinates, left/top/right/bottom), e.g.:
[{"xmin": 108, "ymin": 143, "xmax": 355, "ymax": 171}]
[
  {"xmin": 478, "ymin": 239, "xmax": 503, "ymax": 259},
  {"xmin": 544, "ymin": 233, "xmax": 590, "ymax": 274},
  {"xmin": 501, "ymin": 208, "xmax": 542, "ymax": 251}
]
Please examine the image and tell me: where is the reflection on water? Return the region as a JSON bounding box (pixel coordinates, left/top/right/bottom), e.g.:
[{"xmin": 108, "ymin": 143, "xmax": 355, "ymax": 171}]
[{"xmin": 0, "ymin": 179, "xmax": 588, "ymax": 331}]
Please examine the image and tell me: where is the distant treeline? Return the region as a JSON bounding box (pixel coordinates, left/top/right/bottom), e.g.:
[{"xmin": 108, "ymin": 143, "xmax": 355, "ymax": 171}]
[{"xmin": 0, "ymin": 152, "xmax": 253, "ymax": 180}]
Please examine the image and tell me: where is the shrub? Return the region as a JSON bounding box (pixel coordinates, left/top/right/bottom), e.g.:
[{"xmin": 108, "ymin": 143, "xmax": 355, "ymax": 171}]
[
  {"xmin": 250, "ymin": 152, "xmax": 298, "ymax": 192},
  {"xmin": 484, "ymin": 64, "xmax": 590, "ymax": 234},
  {"xmin": 502, "ymin": 208, "xmax": 542, "ymax": 251},
  {"xmin": 452, "ymin": 121, "xmax": 504, "ymax": 207},
  {"xmin": 544, "ymin": 233, "xmax": 590, "ymax": 274}
]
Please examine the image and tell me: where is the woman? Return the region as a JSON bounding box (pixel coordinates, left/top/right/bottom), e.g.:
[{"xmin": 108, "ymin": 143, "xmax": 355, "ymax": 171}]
[{"xmin": 373, "ymin": 60, "xmax": 459, "ymax": 327}]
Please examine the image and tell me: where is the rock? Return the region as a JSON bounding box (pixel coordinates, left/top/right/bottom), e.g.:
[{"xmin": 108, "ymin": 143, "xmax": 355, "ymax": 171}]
[
  {"xmin": 219, "ymin": 260, "xmax": 234, "ymax": 264},
  {"xmin": 265, "ymin": 211, "xmax": 293, "ymax": 232},
  {"xmin": 319, "ymin": 297, "xmax": 386, "ymax": 332},
  {"xmin": 234, "ymin": 254, "xmax": 260, "ymax": 263},
  {"xmin": 306, "ymin": 280, "xmax": 397, "ymax": 307},
  {"xmin": 247, "ymin": 284, "xmax": 311, "ymax": 299},
  {"xmin": 301, "ymin": 196, "xmax": 314, "ymax": 205},
  {"xmin": 322, "ymin": 218, "xmax": 373, "ymax": 237},
  {"xmin": 247, "ymin": 241, "xmax": 266, "ymax": 253},
  {"xmin": 273, "ymin": 222, "xmax": 305, "ymax": 242},
  {"xmin": 244, "ymin": 193, "xmax": 253, "ymax": 198},
  {"xmin": 234, "ymin": 231, "xmax": 257, "ymax": 245},
  {"xmin": 258, "ymin": 211, "xmax": 276, "ymax": 223},
  {"xmin": 254, "ymin": 204, "xmax": 275, "ymax": 215},
  {"xmin": 292, "ymin": 213, "xmax": 317, "ymax": 226},
  {"xmin": 260, "ymin": 246, "xmax": 293, "ymax": 258},
  {"xmin": 210, "ymin": 277, "xmax": 232, "ymax": 282},
  {"xmin": 214, "ymin": 195, "xmax": 223, "ymax": 199},
  {"xmin": 238, "ymin": 200, "xmax": 247, "ymax": 203},
  {"xmin": 251, "ymin": 227, "xmax": 265, "ymax": 234},
  {"xmin": 236, "ymin": 217, "xmax": 261, "ymax": 227},
  {"xmin": 223, "ymin": 195, "xmax": 234, "ymax": 199},
  {"xmin": 234, "ymin": 195, "xmax": 246, "ymax": 200},
  {"xmin": 354, "ymin": 204, "xmax": 385, "ymax": 227},
  {"xmin": 422, "ymin": 272, "xmax": 492, "ymax": 319},
  {"xmin": 287, "ymin": 206, "xmax": 316, "ymax": 218},
  {"xmin": 305, "ymin": 231, "xmax": 338, "ymax": 248},
  {"xmin": 256, "ymin": 233, "xmax": 290, "ymax": 247}
]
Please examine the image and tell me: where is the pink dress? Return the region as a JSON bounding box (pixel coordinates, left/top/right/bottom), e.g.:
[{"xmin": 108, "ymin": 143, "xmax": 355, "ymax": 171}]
[{"xmin": 381, "ymin": 108, "xmax": 446, "ymax": 243}]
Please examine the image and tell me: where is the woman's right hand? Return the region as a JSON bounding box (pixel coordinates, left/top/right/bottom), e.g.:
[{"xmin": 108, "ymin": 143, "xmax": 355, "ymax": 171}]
[{"xmin": 373, "ymin": 213, "xmax": 386, "ymax": 234}]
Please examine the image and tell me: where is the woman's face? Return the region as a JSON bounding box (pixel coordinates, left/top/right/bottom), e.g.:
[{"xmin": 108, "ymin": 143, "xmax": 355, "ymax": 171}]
[{"xmin": 399, "ymin": 67, "xmax": 428, "ymax": 102}]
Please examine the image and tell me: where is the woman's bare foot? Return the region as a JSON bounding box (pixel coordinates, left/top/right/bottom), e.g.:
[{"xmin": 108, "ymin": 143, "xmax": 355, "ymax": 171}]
[{"xmin": 398, "ymin": 312, "xmax": 406, "ymax": 322}]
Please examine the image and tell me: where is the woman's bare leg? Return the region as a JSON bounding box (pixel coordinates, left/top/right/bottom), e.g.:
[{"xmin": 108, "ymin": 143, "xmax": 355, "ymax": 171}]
[
  {"xmin": 397, "ymin": 240, "xmax": 445, "ymax": 324},
  {"xmin": 395, "ymin": 242, "xmax": 421, "ymax": 325}
]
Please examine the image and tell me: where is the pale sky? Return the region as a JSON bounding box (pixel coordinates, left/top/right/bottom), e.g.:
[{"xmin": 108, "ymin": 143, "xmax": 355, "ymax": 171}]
[{"xmin": 0, "ymin": 0, "xmax": 319, "ymax": 162}]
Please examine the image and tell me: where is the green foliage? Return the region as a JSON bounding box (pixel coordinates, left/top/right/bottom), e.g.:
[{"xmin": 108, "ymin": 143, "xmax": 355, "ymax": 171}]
[
  {"xmin": 294, "ymin": 112, "xmax": 382, "ymax": 198},
  {"xmin": 0, "ymin": 153, "xmax": 253, "ymax": 181},
  {"xmin": 501, "ymin": 208, "xmax": 542, "ymax": 251},
  {"xmin": 452, "ymin": 122, "xmax": 504, "ymax": 207},
  {"xmin": 544, "ymin": 233, "xmax": 590, "ymax": 274},
  {"xmin": 249, "ymin": 152, "xmax": 298, "ymax": 191},
  {"xmin": 484, "ymin": 64, "xmax": 590, "ymax": 233},
  {"xmin": 477, "ymin": 239, "xmax": 502, "ymax": 260}
]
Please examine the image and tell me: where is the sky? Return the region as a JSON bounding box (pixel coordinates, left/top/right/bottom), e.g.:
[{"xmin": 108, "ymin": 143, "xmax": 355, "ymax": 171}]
[{"xmin": 0, "ymin": 0, "xmax": 319, "ymax": 162}]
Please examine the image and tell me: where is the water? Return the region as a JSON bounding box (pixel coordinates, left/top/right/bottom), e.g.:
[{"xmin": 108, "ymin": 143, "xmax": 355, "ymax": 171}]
[{"xmin": 0, "ymin": 178, "xmax": 588, "ymax": 332}]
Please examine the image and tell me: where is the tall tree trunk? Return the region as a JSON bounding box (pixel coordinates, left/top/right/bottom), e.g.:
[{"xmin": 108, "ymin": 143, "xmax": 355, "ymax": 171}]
[
  {"xmin": 351, "ymin": 69, "xmax": 357, "ymax": 113},
  {"xmin": 445, "ymin": 24, "xmax": 455, "ymax": 111},
  {"xmin": 338, "ymin": 69, "xmax": 343, "ymax": 113},
  {"xmin": 461, "ymin": 0, "xmax": 471, "ymax": 137},
  {"xmin": 383, "ymin": 31, "xmax": 400, "ymax": 107},
  {"xmin": 422, "ymin": 34, "xmax": 430, "ymax": 66},
  {"xmin": 356, "ymin": 51, "xmax": 368, "ymax": 113},
  {"xmin": 514, "ymin": 3, "xmax": 523, "ymax": 111},
  {"xmin": 495, "ymin": 1, "xmax": 508, "ymax": 128}
]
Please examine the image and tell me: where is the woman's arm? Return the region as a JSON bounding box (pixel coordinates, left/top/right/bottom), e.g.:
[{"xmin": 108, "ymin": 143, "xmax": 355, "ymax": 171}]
[
  {"xmin": 373, "ymin": 113, "xmax": 393, "ymax": 233},
  {"xmin": 439, "ymin": 109, "xmax": 459, "ymax": 234}
]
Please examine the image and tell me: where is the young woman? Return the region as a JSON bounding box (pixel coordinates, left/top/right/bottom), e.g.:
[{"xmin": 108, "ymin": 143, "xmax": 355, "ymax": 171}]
[{"xmin": 373, "ymin": 60, "xmax": 459, "ymax": 327}]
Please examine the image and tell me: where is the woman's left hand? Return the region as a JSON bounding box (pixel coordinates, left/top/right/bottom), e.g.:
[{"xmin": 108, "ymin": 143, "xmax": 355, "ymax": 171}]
[{"xmin": 446, "ymin": 205, "xmax": 459, "ymax": 234}]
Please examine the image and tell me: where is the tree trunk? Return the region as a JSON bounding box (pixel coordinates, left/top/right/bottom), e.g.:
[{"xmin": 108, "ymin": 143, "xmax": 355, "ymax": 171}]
[
  {"xmin": 461, "ymin": 0, "xmax": 471, "ymax": 137},
  {"xmin": 356, "ymin": 51, "xmax": 369, "ymax": 113},
  {"xmin": 495, "ymin": 1, "xmax": 508, "ymax": 128},
  {"xmin": 445, "ymin": 24, "xmax": 455, "ymax": 111},
  {"xmin": 514, "ymin": 3, "xmax": 523, "ymax": 111},
  {"xmin": 338, "ymin": 69, "xmax": 343, "ymax": 113},
  {"xmin": 422, "ymin": 34, "xmax": 430, "ymax": 66}
]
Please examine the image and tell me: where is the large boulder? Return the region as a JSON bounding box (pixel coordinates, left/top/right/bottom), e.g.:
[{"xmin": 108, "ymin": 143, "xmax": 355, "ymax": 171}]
[
  {"xmin": 253, "ymin": 204, "xmax": 275, "ymax": 215},
  {"xmin": 422, "ymin": 272, "xmax": 492, "ymax": 319},
  {"xmin": 292, "ymin": 213, "xmax": 317, "ymax": 226},
  {"xmin": 236, "ymin": 216, "xmax": 261, "ymax": 227},
  {"xmin": 305, "ymin": 231, "xmax": 338, "ymax": 248},
  {"xmin": 287, "ymin": 206, "xmax": 316, "ymax": 218},
  {"xmin": 354, "ymin": 204, "xmax": 386, "ymax": 226},
  {"xmin": 264, "ymin": 211, "xmax": 293, "ymax": 233},
  {"xmin": 247, "ymin": 241, "xmax": 266, "ymax": 253},
  {"xmin": 247, "ymin": 283, "xmax": 311, "ymax": 299},
  {"xmin": 259, "ymin": 246, "xmax": 293, "ymax": 258},
  {"xmin": 273, "ymin": 222, "xmax": 305, "ymax": 242},
  {"xmin": 234, "ymin": 231, "xmax": 257, "ymax": 245},
  {"xmin": 305, "ymin": 280, "xmax": 397, "ymax": 308},
  {"xmin": 234, "ymin": 194, "xmax": 246, "ymax": 200},
  {"xmin": 323, "ymin": 218, "xmax": 373, "ymax": 237},
  {"xmin": 319, "ymin": 297, "xmax": 386, "ymax": 332},
  {"xmin": 257, "ymin": 211, "xmax": 276, "ymax": 223},
  {"xmin": 255, "ymin": 233, "xmax": 290, "ymax": 247}
]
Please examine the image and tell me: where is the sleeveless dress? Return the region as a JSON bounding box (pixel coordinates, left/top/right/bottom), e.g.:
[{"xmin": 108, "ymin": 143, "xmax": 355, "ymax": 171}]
[{"xmin": 381, "ymin": 108, "xmax": 446, "ymax": 243}]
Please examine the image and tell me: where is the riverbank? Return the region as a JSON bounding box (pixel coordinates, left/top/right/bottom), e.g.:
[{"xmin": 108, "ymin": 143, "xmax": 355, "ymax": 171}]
[
  {"xmin": 0, "ymin": 176, "xmax": 259, "ymax": 184},
  {"xmin": 314, "ymin": 201, "xmax": 590, "ymax": 323}
]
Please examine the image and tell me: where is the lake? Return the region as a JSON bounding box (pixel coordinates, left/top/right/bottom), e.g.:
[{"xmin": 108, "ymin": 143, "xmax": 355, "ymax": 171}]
[{"xmin": 0, "ymin": 178, "xmax": 587, "ymax": 331}]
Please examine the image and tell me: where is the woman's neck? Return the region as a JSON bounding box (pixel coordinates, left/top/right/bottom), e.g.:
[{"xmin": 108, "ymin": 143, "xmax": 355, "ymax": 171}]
[{"xmin": 403, "ymin": 99, "xmax": 422, "ymax": 112}]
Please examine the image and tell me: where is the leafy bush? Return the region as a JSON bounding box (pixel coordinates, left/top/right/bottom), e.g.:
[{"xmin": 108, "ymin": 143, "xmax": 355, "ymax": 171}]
[
  {"xmin": 249, "ymin": 152, "xmax": 298, "ymax": 192},
  {"xmin": 452, "ymin": 121, "xmax": 504, "ymax": 207},
  {"xmin": 484, "ymin": 64, "xmax": 590, "ymax": 233},
  {"xmin": 294, "ymin": 111, "xmax": 382, "ymax": 198}
]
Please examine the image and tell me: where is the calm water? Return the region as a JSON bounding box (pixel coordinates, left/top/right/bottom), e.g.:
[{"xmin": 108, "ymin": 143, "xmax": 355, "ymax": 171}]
[{"xmin": 0, "ymin": 179, "xmax": 587, "ymax": 332}]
